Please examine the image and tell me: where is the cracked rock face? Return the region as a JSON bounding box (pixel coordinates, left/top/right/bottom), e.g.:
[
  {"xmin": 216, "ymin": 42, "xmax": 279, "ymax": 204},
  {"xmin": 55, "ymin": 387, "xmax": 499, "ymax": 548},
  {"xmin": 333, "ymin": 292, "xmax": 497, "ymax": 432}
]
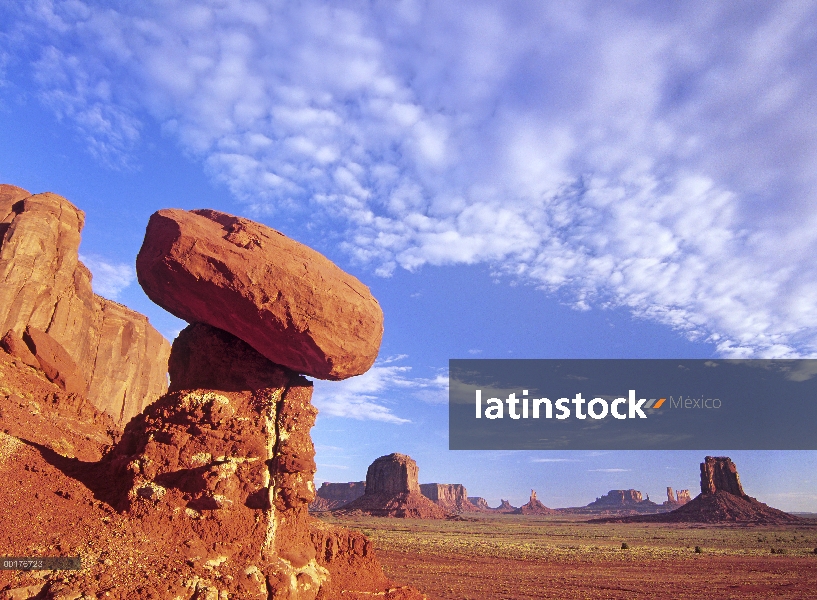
[
  {"xmin": 700, "ymin": 456, "xmax": 745, "ymax": 496},
  {"xmin": 0, "ymin": 184, "xmax": 170, "ymax": 425},
  {"xmin": 136, "ymin": 208, "xmax": 384, "ymax": 381},
  {"xmin": 107, "ymin": 325, "xmax": 324, "ymax": 598}
]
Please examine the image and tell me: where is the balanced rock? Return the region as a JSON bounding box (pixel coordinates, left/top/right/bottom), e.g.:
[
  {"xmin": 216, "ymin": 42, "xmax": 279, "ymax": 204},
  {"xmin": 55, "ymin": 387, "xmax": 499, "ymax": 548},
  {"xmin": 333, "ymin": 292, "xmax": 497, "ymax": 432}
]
[
  {"xmin": 335, "ymin": 454, "xmax": 448, "ymax": 518},
  {"xmin": 514, "ymin": 489, "xmax": 555, "ymax": 515},
  {"xmin": 310, "ymin": 481, "xmax": 366, "ymax": 511},
  {"xmin": 0, "ymin": 185, "xmax": 170, "ymax": 425},
  {"xmin": 99, "ymin": 327, "xmax": 419, "ymax": 598},
  {"xmin": 701, "ymin": 456, "xmax": 744, "ymax": 496},
  {"xmin": 136, "ymin": 208, "xmax": 383, "ymax": 380},
  {"xmin": 420, "ymin": 483, "xmax": 478, "ymax": 512}
]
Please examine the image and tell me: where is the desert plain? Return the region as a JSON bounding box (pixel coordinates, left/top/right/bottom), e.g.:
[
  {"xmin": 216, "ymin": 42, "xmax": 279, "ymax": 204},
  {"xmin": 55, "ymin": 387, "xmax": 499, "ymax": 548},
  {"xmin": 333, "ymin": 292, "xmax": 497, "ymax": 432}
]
[{"xmin": 319, "ymin": 512, "xmax": 817, "ymax": 600}]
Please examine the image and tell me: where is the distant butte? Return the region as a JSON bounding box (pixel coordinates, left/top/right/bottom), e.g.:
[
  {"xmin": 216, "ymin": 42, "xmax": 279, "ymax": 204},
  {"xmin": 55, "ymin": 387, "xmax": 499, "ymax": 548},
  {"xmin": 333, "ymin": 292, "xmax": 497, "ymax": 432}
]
[{"xmin": 592, "ymin": 456, "xmax": 801, "ymax": 524}]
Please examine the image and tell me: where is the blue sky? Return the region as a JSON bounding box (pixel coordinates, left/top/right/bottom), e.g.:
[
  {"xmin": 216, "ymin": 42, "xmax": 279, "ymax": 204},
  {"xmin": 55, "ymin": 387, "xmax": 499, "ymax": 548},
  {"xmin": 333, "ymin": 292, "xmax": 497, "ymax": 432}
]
[{"xmin": 1, "ymin": 1, "xmax": 816, "ymax": 510}]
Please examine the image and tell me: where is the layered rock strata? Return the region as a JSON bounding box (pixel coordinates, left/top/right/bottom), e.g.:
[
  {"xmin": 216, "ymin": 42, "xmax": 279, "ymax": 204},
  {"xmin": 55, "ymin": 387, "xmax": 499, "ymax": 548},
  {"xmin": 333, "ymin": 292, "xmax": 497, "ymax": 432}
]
[
  {"xmin": 0, "ymin": 184, "xmax": 170, "ymax": 425},
  {"xmin": 420, "ymin": 483, "xmax": 479, "ymax": 513},
  {"xmin": 136, "ymin": 208, "xmax": 383, "ymax": 380},
  {"xmin": 335, "ymin": 454, "xmax": 448, "ymax": 519},
  {"xmin": 701, "ymin": 456, "xmax": 744, "ymax": 496},
  {"xmin": 468, "ymin": 496, "xmax": 491, "ymax": 511},
  {"xmin": 310, "ymin": 481, "xmax": 366, "ymax": 511}
]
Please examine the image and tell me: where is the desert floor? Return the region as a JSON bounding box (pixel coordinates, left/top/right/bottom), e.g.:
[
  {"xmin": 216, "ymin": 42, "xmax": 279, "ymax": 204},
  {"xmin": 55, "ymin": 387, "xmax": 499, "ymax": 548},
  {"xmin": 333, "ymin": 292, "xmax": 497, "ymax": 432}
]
[{"xmin": 318, "ymin": 513, "xmax": 817, "ymax": 600}]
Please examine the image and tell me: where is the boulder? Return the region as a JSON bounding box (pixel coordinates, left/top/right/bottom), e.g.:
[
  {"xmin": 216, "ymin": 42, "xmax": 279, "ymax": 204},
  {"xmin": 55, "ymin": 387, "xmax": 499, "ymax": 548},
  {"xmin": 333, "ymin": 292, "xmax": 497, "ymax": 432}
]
[
  {"xmin": 0, "ymin": 329, "xmax": 39, "ymax": 368},
  {"xmin": 335, "ymin": 454, "xmax": 448, "ymax": 519},
  {"xmin": 136, "ymin": 208, "xmax": 383, "ymax": 380},
  {"xmin": 0, "ymin": 186, "xmax": 170, "ymax": 425},
  {"xmin": 22, "ymin": 326, "xmax": 87, "ymax": 395},
  {"xmin": 701, "ymin": 456, "xmax": 745, "ymax": 496},
  {"xmin": 420, "ymin": 483, "xmax": 479, "ymax": 512}
]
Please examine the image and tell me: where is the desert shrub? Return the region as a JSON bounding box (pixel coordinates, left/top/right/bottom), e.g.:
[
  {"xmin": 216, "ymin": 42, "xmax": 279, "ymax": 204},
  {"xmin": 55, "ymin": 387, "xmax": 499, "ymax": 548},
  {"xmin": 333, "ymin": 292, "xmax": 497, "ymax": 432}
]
[
  {"xmin": 694, "ymin": 546, "xmax": 702, "ymax": 553},
  {"xmin": 620, "ymin": 542, "xmax": 629, "ymax": 550}
]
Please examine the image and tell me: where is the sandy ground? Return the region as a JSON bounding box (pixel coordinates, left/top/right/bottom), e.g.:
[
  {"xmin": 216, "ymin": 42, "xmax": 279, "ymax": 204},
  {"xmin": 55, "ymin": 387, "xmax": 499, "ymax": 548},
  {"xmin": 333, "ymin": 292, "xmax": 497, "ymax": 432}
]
[{"xmin": 320, "ymin": 514, "xmax": 817, "ymax": 600}]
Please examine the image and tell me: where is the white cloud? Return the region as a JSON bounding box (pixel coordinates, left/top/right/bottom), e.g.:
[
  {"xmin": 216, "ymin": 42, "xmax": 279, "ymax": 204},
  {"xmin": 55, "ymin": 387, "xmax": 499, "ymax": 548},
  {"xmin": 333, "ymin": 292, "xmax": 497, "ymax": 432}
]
[
  {"xmin": 311, "ymin": 357, "xmax": 447, "ymax": 423},
  {"xmin": 6, "ymin": 2, "xmax": 817, "ymax": 356},
  {"xmin": 588, "ymin": 468, "xmax": 631, "ymax": 473},
  {"xmin": 79, "ymin": 253, "xmax": 135, "ymax": 299}
]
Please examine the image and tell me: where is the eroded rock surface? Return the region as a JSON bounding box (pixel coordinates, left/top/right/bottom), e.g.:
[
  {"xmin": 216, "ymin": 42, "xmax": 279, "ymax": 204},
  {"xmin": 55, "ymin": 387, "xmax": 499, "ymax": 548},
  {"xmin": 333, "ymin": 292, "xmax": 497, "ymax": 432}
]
[
  {"xmin": 0, "ymin": 185, "xmax": 170, "ymax": 425},
  {"xmin": 420, "ymin": 483, "xmax": 478, "ymax": 512},
  {"xmin": 310, "ymin": 482, "xmax": 366, "ymax": 511},
  {"xmin": 468, "ymin": 496, "xmax": 491, "ymax": 511},
  {"xmin": 514, "ymin": 489, "xmax": 555, "ymax": 515},
  {"xmin": 700, "ymin": 456, "xmax": 745, "ymax": 496},
  {"xmin": 136, "ymin": 208, "xmax": 383, "ymax": 380},
  {"xmin": 335, "ymin": 454, "xmax": 448, "ymax": 519}
]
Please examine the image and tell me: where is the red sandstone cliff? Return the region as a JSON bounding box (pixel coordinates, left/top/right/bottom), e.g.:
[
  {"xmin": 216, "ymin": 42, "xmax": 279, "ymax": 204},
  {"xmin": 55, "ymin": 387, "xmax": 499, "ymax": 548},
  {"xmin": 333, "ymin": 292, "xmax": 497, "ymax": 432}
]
[{"xmin": 0, "ymin": 184, "xmax": 170, "ymax": 425}]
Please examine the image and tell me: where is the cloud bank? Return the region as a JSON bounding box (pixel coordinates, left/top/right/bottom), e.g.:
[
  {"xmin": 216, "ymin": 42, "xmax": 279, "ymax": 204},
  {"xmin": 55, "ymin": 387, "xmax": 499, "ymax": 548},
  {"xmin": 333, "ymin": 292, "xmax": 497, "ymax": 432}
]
[{"xmin": 4, "ymin": 1, "xmax": 817, "ymax": 358}]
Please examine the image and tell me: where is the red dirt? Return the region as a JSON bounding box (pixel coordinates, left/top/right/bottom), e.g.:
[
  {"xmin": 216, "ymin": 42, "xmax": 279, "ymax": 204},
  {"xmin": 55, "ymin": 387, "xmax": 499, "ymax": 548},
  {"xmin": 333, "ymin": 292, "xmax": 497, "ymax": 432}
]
[{"xmin": 377, "ymin": 549, "xmax": 817, "ymax": 600}]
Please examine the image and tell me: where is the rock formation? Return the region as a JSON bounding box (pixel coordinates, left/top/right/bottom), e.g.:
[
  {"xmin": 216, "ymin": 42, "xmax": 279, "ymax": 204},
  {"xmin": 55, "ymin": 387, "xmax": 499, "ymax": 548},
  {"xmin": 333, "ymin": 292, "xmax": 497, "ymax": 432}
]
[
  {"xmin": 136, "ymin": 208, "xmax": 383, "ymax": 381},
  {"xmin": 0, "ymin": 184, "xmax": 170, "ymax": 425},
  {"xmin": 665, "ymin": 487, "xmax": 691, "ymax": 506},
  {"xmin": 495, "ymin": 499, "xmax": 518, "ymax": 513},
  {"xmin": 514, "ymin": 489, "xmax": 555, "ymax": 515},
  {"xmin": 468, "ymin": 496, "xmax": 491, "ymax": 511},
  {"xmin": 335, "ymin": 454, "xmax": 448, "ymax": 518},
  {"xmin": 310, "ymin": 481, "xmax": 366, "ymax": 511},
  {"xmin": 700, "ymin": 455, "xmax": 744, "ymax": 496},
  {"xmin": 592, "ymin": 457, "xmax": 801, "ymax": 525},
  {"xmin": 0, "ymin": 203, "xmax": 425, "ymax": 598},
  {"xmin": 420, "ymin": 483, "xmax": 479, "ymax": 512},
  {"xmin": 587, "ymin": 489, "xmax": 648, "ymax": 507}
]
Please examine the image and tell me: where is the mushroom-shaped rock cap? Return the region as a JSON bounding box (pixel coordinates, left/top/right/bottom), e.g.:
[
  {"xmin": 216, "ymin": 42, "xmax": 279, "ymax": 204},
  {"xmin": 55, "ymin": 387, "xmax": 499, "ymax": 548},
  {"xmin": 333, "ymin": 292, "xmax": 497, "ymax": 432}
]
[{"xmin": 136, "ymin": 208, "xmax": 383, "ymax": 380}]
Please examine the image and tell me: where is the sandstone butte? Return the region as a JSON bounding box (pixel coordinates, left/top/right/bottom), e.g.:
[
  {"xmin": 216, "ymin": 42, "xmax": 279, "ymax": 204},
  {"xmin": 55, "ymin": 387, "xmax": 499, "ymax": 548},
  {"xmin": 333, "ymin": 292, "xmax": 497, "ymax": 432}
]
[
  {"xmin": 592, "ymin": 456, "xmax": 802, "ymax": 525},
  {"xmin": 335, "ymin": 453, "xmax": 448, "ymax": 519},
  {"xmin": 136, "ymin": 208, "xmax": 384, "ymax": 381},
  {"xmin": 0, "ymin": 184, "xmax": 170, "ymax": 425},
  {"xmin": 309, "ymin": 481, "xmax": 366, "ymax": 511},
  {"xmin": 419, "ymin": 483, "xmax": 479, "ymax": 512}
]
